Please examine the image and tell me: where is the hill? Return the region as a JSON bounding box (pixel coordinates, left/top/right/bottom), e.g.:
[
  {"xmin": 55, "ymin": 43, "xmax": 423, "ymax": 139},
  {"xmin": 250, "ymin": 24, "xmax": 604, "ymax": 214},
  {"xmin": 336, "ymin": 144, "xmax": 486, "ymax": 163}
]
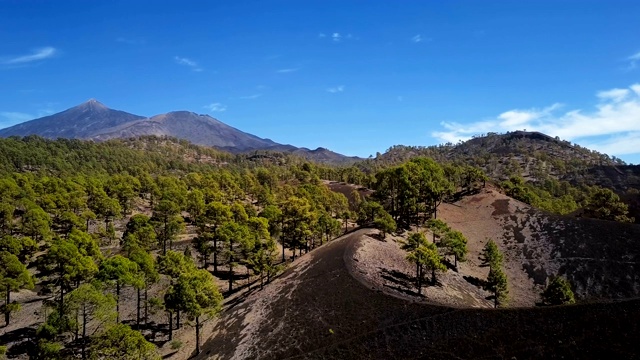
[
  {"xmin": 196, "ymin": 228, "xmax": 640, "ymax": 360},
  {"xmin": 372, "ymin": 131, "xmax": 627, "ymax": 183},
  {"xmin": 0, "ymin": 100, "xmax": 360, "ymax": 164}
]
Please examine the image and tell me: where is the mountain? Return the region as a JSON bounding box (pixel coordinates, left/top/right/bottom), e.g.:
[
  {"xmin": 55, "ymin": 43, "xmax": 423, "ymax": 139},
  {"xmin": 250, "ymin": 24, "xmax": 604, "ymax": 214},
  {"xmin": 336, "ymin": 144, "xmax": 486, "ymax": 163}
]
[
  {"xmin": 0, "ymin": 99, "xmax": 145, "ymax": 139},
  {"xmin": 93, "ymin": 110, "xmax": 282, "ymax": 152},
  {"xmin": 0, "ymin": 100, "xmax": 360, "ymax": 164}
]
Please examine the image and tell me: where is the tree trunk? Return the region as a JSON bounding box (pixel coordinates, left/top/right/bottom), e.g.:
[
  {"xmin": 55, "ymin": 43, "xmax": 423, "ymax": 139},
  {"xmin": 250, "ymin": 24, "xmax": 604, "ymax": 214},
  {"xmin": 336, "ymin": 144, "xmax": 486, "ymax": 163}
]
[
  {"xmin": 281, "ymin": 237, "xmax": 285, "ymax": 263},
  {"xmin": 176, "ymin": 310, "xmax": 180, "ymax": 329},
  {"xmin": 213, "ymin": 238, "xmax": 218, "ymax": 273},
  {"xmin": 494, "ymin": 290, "xmax": 498, "ymax": 308},
  {"xmin": 116, "ymin": 282, "xmax": 120, "ymax": 323},
  {"xmin": 432, "ymin": 268, "xmax": 436, "ymax": 285},
  {"xmin": 195, "ymin": 316, "xmax": 201, "ymax": 354},
  {"xmin": 246, "ymin": 267, "xmax": 250, "ymax": 292},
  {"xmin": 82, "ymin": 304, "xmax": 87, "ymax": 360},
  {"xmin": 417, "ymin": 265, "xmax": 422, "ymax": 295},
  {"xmin": 260, "ymin": 272, "xmax": 264, "ymax": 290},
  {"xmin": 228, "ymin": 256, "xmax": 234, "ymax": 293},
  {"xmin": 168, "ymin": 311, "xmax": 173, "ymax": 341},
  {"xmin": 136, "ymin": 287, "xmax": 141, "ymax": 327},
  {"xmin": 75, "ymin": 308, "xmax": 79, "ymax": 341},
  {"xmin": 144, "ymin": 285, "xmax": 148, "ymax": 325},
  {"xmin": 5, "ymin": 286, "xmax": 9, "ymax": 326},
  {"xmin": 163, "ymin": 217, "xmax": 168, "ymax": 255}
]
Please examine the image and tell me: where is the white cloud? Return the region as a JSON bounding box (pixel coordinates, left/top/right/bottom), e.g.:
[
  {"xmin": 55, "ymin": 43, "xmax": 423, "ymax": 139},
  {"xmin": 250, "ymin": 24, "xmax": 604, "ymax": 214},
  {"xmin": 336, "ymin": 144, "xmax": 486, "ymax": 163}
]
[
  {"xmin": 239, "ymin": 94, "xmax": 262, "ymax": 100},
  {"xmin": 174, "ymin": 56, "xmax": 202, "ymax": 72},
  {"xmin": 327, "ymin": 85, "xmax": 345, "ymax": 93},
  {"xmin": 597, "ymin": 88, "xmax": 629, "ymax": 103},
  {"xmin": 2, "ymin": 47, "xmax": 57, "ymax": 65},
  {"xmin": 432, "ymin": 83, "xmax": 640, "ymax": 157},
  {"xmin": 276, "ymin": 68, "xmax": 298, "ymax": 73},
  {"xmin": 332, "ymin": 33, "xmax": 342, "ymax": 42},
  {"xmin": 318, "ymin": 33, "xmax": 326, "ymax": 38},
  {"xmin": 628, "ymin": 51, "xmax": 640, "ymax": 70},
  {"xmin": 204, "ymin": 103, "xmax": 226, "ymax": 112},
  {"xmin": 412, "ymin": 34, "xmax": 422, "ymax": 43}
]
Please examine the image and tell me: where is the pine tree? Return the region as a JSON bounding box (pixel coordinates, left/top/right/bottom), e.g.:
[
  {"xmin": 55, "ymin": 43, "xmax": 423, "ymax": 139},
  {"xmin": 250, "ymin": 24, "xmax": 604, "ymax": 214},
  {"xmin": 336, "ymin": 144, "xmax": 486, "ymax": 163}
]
[
  {"xmin": 67, "ymin": 283, "xmax": 116, "ymax": 360},
  {"xmin": 164, "ymin": 269, "xmax": 223, "ymax": 354},
  {"xmin": 0, "ymin": 251, "xmax": 34, "ymax": 326},
  {"xmin": 486, "ymin": 266, "xmax": 509, "ymax": 308},
  {"xmin": 97, "ymin": 255, "xmax": 143, "ymax": 323},
  {"xmin": 541, "ymin": 276, "xmax": 576, "ymax": 306},
  {"xmin": 89, "ymin": 324, "xmax": 160, "ymax": 360}
]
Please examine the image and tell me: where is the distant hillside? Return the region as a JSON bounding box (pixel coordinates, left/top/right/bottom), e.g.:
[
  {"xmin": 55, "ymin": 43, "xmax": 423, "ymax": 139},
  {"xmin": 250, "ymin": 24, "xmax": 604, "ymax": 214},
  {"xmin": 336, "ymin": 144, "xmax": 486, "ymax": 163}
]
[
  {"xmin": 0, "ymin": 100, "xmax": 360, "ymax": 164},
  {"xmin": 361, "ymin": 131, "xmax": 636, "ymax": 191}
]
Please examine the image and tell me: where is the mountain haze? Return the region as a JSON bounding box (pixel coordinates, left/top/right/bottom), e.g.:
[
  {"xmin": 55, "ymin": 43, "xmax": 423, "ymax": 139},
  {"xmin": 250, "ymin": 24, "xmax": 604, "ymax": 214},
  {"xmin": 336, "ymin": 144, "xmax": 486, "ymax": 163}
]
[{"xmin": 0, "ymin": 100, "xmax": 359, "ymax": 163}]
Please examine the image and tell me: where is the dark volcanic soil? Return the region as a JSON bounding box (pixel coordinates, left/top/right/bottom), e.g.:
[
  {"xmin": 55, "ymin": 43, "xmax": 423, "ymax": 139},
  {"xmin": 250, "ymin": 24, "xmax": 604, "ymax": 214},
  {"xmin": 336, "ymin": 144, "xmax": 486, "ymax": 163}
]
[{"xmin": 197, "ymin": 229, "xmax": 640, "ymax": 360}]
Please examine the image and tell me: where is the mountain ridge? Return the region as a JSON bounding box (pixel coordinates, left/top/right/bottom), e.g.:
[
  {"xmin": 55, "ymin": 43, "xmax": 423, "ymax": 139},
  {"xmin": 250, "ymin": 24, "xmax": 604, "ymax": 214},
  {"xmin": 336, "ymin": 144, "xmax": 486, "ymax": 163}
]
[{"xmin": 0, "ymin": 100, "xmax": 360, "ymax": 164}]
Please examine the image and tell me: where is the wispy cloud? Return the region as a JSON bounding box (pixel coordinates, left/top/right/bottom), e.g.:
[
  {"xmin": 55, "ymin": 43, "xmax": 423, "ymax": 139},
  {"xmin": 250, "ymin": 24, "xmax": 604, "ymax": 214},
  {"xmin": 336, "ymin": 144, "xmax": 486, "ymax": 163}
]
[
  {"xmin": 204, "ymin": 103, "xmax": 227, "ymax": 112},
  {"xmin": 276, "ymin": 68, "xmax": 299, "ymax": 73},
  {"xmin": 432, "ymin": 83, "xmax": 640, "ymax": 157},
  {"xmin": 2, "ymin": 47, "xmax": 57, "ymax": 65},
  {"xmin": 239, "ymin": 94, "xmax": 262, "ymax": 100},
  {"xmin": 318, "ymin": 32, "xmax": 357, "ymax": 42},
  {"xmin": 174, "ymin": 56, "xmax": 202, "ymax": 72},
  {"xmin": 411, "ymin": 34, "xmax": 431, "ymax": 43},
  {"xmin": 327, "ymin": 85, "xmax": 345, "ymax": 93},
  {"xmin": 627, "ymin": 51, "xmax": 640, "ymax": 70}
]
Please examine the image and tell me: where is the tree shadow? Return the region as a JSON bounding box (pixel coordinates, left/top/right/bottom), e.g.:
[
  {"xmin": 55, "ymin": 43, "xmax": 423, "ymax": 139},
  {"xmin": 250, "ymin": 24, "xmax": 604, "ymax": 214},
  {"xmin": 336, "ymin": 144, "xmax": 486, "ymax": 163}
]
[
  {"xmin": 464, "ymin": 275, "xmax": 488, "ymax": 289},
  {"xmin": 163, "ymin": 350, "xmax": 179, "ymax": 359},
  {"xmin": 382, "ymin": 284, "xmax": 424, "ymax": 298},
  {"xmin": 380, "ymin": 268, "xmax": 414, "ymax": 289},
  {"xmin": 367, "ymin": 232, "xmax": 387, "ymax": 242},
  {"xmin": 1, "ymin": 327, "xmax": 36, "ymax": 358},
  {"xmin": 136, "ymin": 321, "xmax": 170, "ymax": 347},
  {"xmin": 441, "ymin": 258, "xmax": 458, "ymax": 272}
]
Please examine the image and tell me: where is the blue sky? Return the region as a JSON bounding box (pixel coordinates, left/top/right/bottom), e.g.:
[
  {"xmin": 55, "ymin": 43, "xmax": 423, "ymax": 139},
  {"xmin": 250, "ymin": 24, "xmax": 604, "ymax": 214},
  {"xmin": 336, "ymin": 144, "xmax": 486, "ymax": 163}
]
[{"xmin": 2, "ymin": 0, "xmax": 640, "ymax": 163}]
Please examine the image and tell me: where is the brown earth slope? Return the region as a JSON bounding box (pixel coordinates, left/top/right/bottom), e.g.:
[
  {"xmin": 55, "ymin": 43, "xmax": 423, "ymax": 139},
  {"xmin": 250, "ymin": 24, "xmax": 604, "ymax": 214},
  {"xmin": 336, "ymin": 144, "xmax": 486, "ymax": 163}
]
[
  {"xmin": 197, "ymin": 229, "xmax": 640, "ymax": 360},
  {"xmin": 438, "ymin": 186, "xmax": 640, "ymax": 306}
]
